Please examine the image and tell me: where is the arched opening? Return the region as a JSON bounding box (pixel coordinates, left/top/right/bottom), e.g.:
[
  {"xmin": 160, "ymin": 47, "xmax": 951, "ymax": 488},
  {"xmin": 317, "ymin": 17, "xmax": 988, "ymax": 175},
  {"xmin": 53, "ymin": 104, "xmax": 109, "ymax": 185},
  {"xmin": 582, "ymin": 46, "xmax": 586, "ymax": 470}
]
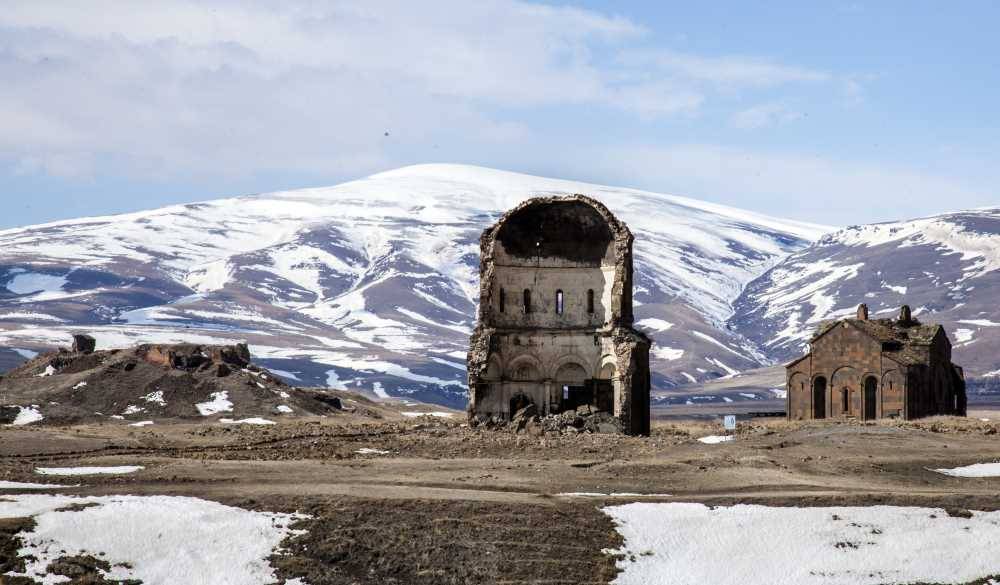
[
  {"xmin": 812, "ymin": 377, "xmax": 827, "ymax": 419},
  {"xmin": 510, "ymin": 361, "xmax": 539, "ymax": 381},
  {"xmin": 556, "ymin": 290, "xmax": 564, "ymax": 314},
  {"xmin": 556, "ymin": 362, "xmax": 589, "ymax": 412},
  {"xmin": 523, "ymin": 289, "xmax": 532, "ymax": 314},
  {"xmin": 831, "ymin": 367, "xmax": 858, "ymax": 417},
  {"xmin": 864, "ymin": 376, "xmax": 878, "ymax": 420},
  {"xmin": 509, "ymin": 393, "xmax": 533, "ymax": 418},
  {"xmin": 596, "ymin": 362, "xmax": 615, "ymax": 413},
  {"xmin": 587, "ymin": 289, "xmax": 595, "ymax": 314},
  {"xmin": 499, "ymin": 288, "xmax": 505, "ymax": 313}
]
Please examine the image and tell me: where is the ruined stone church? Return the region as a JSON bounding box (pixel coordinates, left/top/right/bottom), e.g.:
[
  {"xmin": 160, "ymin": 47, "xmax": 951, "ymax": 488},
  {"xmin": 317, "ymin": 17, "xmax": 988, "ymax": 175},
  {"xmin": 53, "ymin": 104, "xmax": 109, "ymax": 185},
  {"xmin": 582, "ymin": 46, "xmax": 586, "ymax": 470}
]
[
  {"xmin": 466, "ymin": 195, "xmax": 652, "ymax": 435},
  {"xmin": 786, "ymin": 304, "xmax": 966, "ymax": 421}
]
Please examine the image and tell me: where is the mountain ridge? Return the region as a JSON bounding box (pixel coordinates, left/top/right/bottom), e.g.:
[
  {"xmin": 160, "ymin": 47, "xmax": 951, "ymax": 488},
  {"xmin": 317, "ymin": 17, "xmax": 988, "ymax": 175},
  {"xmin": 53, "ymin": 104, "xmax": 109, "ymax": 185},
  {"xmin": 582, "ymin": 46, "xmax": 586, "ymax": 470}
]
[{"xmin": 14, "ymin": 164, "xmax": 997, "ymax": 408}]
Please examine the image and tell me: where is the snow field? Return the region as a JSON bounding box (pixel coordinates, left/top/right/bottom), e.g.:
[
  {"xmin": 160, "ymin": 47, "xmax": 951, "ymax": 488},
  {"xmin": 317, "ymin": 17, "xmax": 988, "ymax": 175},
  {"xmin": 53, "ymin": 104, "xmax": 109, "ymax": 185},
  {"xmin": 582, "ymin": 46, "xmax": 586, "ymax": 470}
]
[
  {"xmin": 604, "ymin": 502, "xmax": 1000, "ymax": 585},
  {"xmin": 0, "ymin": 494, "xmax": 309, "ymax": 585}
]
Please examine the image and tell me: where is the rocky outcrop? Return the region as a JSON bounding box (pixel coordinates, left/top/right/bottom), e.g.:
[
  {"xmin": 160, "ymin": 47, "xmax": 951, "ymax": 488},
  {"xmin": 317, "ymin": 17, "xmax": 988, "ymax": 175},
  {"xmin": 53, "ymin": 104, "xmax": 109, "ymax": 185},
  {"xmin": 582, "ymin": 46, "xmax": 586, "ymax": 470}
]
[
  {"xmin": 139, "ymin": 342, "xmax": 251, "ymax": 371},
  {"xmin": 71, "ymin": 334, "xmax": 96, "ymax": 355}
]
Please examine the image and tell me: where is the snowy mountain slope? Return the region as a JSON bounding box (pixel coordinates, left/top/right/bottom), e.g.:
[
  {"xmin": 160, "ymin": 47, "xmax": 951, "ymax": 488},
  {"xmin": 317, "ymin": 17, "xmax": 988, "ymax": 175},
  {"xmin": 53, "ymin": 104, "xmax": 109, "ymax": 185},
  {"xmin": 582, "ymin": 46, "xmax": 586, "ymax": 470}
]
[
  {"xmin": 0, "ymin": 164, "xmax": 828, "ymax": 407},
  {"xmin": 731, "ymin": 208, "xmax": 1000, "ymax": 381}
]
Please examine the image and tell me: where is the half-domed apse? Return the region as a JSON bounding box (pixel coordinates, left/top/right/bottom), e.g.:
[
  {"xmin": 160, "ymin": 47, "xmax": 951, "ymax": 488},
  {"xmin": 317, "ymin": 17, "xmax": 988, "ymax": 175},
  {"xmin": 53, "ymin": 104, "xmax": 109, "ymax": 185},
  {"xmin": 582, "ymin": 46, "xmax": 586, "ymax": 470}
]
[{"xmin": 496, "ymin": 200, "xmax": 613, "ymax": 265}]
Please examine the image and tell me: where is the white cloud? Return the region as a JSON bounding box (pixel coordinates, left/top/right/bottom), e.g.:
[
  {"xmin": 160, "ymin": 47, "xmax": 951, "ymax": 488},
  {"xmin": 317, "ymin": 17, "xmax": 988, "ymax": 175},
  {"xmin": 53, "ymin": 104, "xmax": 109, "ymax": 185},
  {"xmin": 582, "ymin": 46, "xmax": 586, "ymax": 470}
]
[
  {"xmin": 575, "ymin": 143, "xmax": 989, "ymax": 225},
  {"xmin": 619, "ymin": 49, "xmax": 832, "ymax": 88},
  {"xmin": 0, "ymin": 0, "xmax": 852, "ymax": 180},
  {"xmin": 731, "ymin": 103, "xmax": 804, "ymax": 130}
]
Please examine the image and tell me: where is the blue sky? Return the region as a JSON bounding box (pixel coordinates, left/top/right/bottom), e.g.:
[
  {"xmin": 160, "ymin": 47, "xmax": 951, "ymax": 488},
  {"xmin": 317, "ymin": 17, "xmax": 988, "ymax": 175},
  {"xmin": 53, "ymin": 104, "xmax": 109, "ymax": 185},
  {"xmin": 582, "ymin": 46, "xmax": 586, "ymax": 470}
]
[{"xmin": 1, "ymin": 1, "xmax": 997, "ymax": 229}]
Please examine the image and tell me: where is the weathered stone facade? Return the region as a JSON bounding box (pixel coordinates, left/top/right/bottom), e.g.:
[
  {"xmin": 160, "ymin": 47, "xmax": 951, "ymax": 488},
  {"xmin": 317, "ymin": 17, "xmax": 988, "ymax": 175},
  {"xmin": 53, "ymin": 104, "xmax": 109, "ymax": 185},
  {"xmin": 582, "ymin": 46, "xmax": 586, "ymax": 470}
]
[
  {"xmin": 467, "ymin": 195, "xmax": 652, "ymax": 435},
  {"xmin": 786, "ymin": 304, "xmax": 966, "ymax": 421}
]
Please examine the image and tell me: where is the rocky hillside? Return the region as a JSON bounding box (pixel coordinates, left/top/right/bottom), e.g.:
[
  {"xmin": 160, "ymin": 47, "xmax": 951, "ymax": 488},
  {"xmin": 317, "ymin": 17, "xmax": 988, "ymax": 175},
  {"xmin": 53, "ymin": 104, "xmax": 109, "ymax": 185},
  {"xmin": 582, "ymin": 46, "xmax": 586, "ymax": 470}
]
[
  {"xmin": 0, "ymin": 338, "xmax": 405, "ymax": 426},
  {"xmin": 731, "ymin": 208, "xmax": 1000, "ymax": 382},
  {"xmin": 0, "ymin": 164, "xmax": 827, "ymax": 408}
]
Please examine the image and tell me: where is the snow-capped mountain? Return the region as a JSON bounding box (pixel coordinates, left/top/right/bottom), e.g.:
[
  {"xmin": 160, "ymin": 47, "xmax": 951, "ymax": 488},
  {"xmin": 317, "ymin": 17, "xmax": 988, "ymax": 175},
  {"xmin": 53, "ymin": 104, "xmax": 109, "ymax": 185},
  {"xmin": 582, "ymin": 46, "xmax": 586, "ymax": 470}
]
[
  {"xmin": 731, "ymin": 208, "xmax": 1000, "ymax": 382},
  {"xmin": 0, "ymin": 164, "xmax": 827, "ymax": 407}
]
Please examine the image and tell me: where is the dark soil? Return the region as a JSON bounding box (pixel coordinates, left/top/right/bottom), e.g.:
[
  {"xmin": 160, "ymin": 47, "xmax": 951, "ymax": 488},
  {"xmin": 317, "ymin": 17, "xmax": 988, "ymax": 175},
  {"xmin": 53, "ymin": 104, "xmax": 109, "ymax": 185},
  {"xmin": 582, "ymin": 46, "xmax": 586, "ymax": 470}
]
[
  {"xmin": 0, "ymin": 516, "xmax": 35, "ymax": 582},
  {"xmin": 255, "ymin": 496, "xmax": 623, "ymax": 585}
]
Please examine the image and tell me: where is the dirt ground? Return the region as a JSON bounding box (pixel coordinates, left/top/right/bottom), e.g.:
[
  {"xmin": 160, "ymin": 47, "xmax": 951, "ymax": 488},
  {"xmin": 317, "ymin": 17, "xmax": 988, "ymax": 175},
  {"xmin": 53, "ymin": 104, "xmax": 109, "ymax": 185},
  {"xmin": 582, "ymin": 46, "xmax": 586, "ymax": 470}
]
[{"xmin": 2, "ymin": 408, "xmax": 1000, "ymax": 584}]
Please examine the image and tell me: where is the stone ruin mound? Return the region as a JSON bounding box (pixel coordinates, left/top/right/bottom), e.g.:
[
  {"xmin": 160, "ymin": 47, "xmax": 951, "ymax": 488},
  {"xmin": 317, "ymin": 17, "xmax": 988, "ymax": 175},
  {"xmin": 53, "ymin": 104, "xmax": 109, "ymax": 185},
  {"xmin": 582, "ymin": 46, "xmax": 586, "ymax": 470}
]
[
  {"xmin": 471, "ymin": 403, "xmax": 623, "ymax": 435},
  {"xmin": 0, "ymin": 335, "xmax": 352, "ymax": 426}
]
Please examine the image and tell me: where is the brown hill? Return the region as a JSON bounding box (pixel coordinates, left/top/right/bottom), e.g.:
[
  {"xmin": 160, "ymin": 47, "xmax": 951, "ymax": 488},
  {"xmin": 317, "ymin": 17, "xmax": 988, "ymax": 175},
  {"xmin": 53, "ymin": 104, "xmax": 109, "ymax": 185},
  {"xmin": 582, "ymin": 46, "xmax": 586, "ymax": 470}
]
[{"xmin": 0, "ymin": 338, "xmax": 365, "ymax": 425}]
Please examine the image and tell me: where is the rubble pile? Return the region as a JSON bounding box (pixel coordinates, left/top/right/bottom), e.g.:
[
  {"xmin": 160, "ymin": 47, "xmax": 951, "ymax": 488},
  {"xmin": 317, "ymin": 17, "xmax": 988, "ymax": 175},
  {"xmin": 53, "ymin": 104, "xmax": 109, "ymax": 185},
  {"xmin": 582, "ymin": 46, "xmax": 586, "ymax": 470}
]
[{"xmin": 470, "ymin": 403, "xmax": 623, "ymax": 435}]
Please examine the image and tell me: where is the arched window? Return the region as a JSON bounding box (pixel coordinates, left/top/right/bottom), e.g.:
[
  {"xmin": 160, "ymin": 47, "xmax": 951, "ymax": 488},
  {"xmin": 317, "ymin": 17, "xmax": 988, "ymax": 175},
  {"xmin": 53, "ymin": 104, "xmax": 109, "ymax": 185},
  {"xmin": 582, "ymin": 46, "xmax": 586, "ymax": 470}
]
[
  {"xmin": 499, "ymin": 288, "xmax": 505, "ymax": 313},
  {"xmin": 841, "ymin": 388, "xmax": 849, "ymax": 413},
  {"xmin": 523, "ymin": 289, "xmax": 532, "ymax": 314},
  {"xmin": 555, "ymin": 290, "xmax": 564, "ymax": 314},
  {"xmin": 587, "ymin": 289, "xmax": 595, "ymax": 314}
]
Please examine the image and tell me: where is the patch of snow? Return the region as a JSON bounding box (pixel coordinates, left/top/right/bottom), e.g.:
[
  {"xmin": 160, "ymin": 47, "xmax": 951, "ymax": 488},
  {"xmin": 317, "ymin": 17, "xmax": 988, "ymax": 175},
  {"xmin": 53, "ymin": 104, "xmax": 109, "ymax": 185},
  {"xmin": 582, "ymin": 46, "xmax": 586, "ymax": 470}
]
[
  {"xmin": 680, "ymin": 372, "xmax": 697, "ymax": 384},
  {"xmin": 770, "ymin": 387, "xmax": 788, "ymax": 399},
  {"xmin": 933, "ymin": 462, "xmax": 1000, "ymax": 478},
  {"xmin": 603, "ymin": 502, "xmax": 1000, "ymax": 585},
  {"xmin": 356, "ymin": 448, "xmax": 390, "ymax": 455},
  {"xmin": 0, "ymin": 312, "xmax": 66, "ymax": 322},
  {"xmin": 122, "ymin": 404, "xmax": 145, "ymax": 415},
  {"xmin": 276, "ymin": 405, "xmax": 293, "ymax": 414},
  {"xmin": 0, "ymin": 481, "xmax": 72, "ymax": 490},
  {"xmin": 697, "ymin": 435, "xmax": 733, "ymax": 444},
  {"xmin": 0, "ymin": 494, "xmax": 308, "ymax": 585},
  {"xmin": 35, "ymin": 365, "xmax": 56, "ymax": 377},
  {"xmin": 372, "ymin": 381, "xmax": 389, "ymax": 399},
  {"xmin": 142, "ymin": 390, "xmax": 166, "ymax": 405},
  {"xmin": 635, "ymin": 318, "xmax": 674, "ymax": 332},
  {"xmin": 12, "ymin": 347, "xmax": 39, "ymax": 359},
  {"xmin": 325, "ymin": 368, "xmax": 349, "ymax": 390},
  {"xmin": 129, "ymin": 421, "xmax": 154, "ymax": 427},
  {"xmin": 954, "ymin": 328, "xmax": 975, "ymax": 344},
  {"xmin": 691, "ymin": 331, "xmax": 743, "ymax": 357},
  {"xmin": 395, "ymin": 306, "xmax": 472, "ymax": 335},
  {"xmin": 267, "ymin": 368, "xmax": 302, "ymax": 382},
  {"xmin": 706, "ymin": 357, "xmax": 739, "ymax": 377},
  {"xmin": 652, "ymin": 346, "xmax": 684, "ymax": 361},
  {"xmin": 5, "ymin": 271, "xmax": 68, "ymax": 299},
  {"xmin": 196, "ymin": 391, "xmax": 233, "ymax": 416},
  {"xmin": 36, "ymin": 466, "xmax": 143, "ymax": 476},
  {"xmin": 739, "ymin": 393, "xmax": 757, "ymax": 399},
  {"xmin": 220, "ymin": 417, "xmax": 276, "ymax": 425},
  {"xmin": 557, "ymin": 492, "xmax": 672, "ymax": 498},
  {"xmin": 72, "ymin": 381, "xmax": 87, "ymax": 390},
  {"xmin": 9, "ymin": 405, "xmax": 43, "ymax": 426},
  {"xmin": 430, "ymin": 356, "xmax": 466, "ymax": 370},
  {"xmin": 958, "ymin": 319, "xmax": 1000, "ymax": 327}
]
